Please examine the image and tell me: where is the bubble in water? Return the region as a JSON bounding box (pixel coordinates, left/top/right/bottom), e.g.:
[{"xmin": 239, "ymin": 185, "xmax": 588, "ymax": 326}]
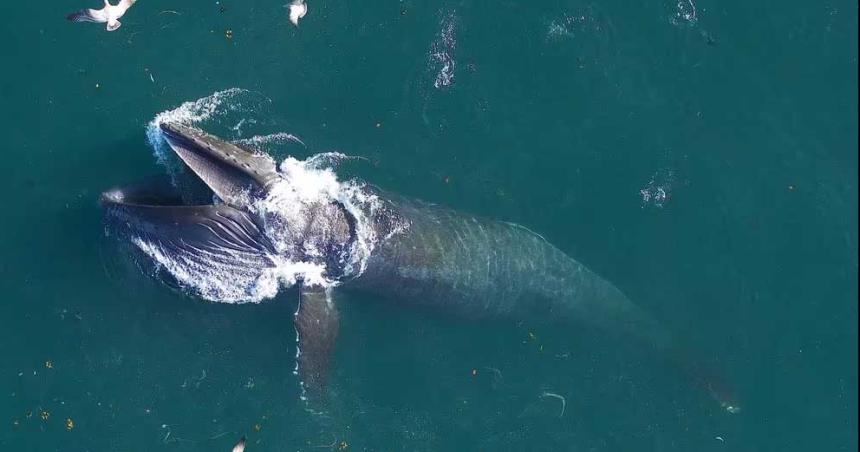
[
  {"xmin": 670, "ymin": 0, "xmax": 698, "ymax": 26},
  {"xmin": 640, "ymin": 169, "xmax": 676, "ymax": 208},
  {"xmin": 546, "ymin": 14, "xmax": 591, "ymax": 40}
]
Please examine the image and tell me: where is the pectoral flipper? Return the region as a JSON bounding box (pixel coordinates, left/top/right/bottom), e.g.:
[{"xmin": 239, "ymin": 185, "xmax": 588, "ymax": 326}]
[{"xmin": 294, "ymin": 284, "xmax": 340, "ymax": 399}]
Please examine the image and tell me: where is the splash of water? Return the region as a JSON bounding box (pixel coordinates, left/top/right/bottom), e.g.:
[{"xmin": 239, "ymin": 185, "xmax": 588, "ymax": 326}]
[
  {"xmin": 428, "ymin": 9, "xmax": 458, "ymax": 89},
  {"xmin": 235, "ymin": 132, "xmax": 306, "ymax": 150},
  {"xmin": 547, "ymin": 14, "xmax": 589, "ymax": 40},
  {"xmin": 146, "ymin": 88, "xmax": 247, "ymax": 168},
  {"xmin": 670, "ymin": 0, "xmax": 698, "ymax": 26},
  {"xmin": 640, "ymin": 168, "xmax": 676, "ymax": 208},
  {"xmin": 253, "ymin": 156, "xmax": 382, "ymax": 279}
]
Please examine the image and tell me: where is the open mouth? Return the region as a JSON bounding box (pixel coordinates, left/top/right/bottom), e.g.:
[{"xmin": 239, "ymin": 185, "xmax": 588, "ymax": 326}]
[
  {"xmin": 102, "ymin": 122, "xmax": 283, "ymax": 208},
  {"xmin": 100, "ymin": 122, "xmax": 361, "ymax": 301},
  {"xmin": 100, "ymin": 123, "xmax": 281, "ymax": 284}
]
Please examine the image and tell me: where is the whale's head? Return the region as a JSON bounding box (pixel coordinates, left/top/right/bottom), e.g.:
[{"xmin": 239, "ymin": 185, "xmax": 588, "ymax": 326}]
[
  {"xmin": 101, "ymin": 123, "xmax": 355, "ymax": 302},
  {"xmin": 156, "ymin": 122, "xmax": 282, "ymax": 208}
]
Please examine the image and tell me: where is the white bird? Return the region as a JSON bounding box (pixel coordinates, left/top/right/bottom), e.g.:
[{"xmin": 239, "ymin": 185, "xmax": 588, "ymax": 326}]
[
  {"xmin": 67, "ymin": 0, "xmax": 138, "ymax": 32},
  {"xmin": 232, "ymin": 436, "xmax": 246, "ymax": 452},
  {"xmin": 288, "ymin": 0, "xmax": 307, "ymax": 26}
]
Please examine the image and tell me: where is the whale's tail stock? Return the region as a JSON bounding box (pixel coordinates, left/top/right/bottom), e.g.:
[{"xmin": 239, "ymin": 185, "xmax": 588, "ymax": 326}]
[
  {"xmin": 616, "ymin": 302, "xmax": 741, "ymax": 414},
  {"xmin": 669, "ymin": 347, "xmax": 742, "ymax": 414},
  {"xmin": 558, "ymin": 275, "xmax": 741, "ymax": 414},
  {"xmin": 619, "ymin": 305, "xmax": 741, "ymax": 414}
]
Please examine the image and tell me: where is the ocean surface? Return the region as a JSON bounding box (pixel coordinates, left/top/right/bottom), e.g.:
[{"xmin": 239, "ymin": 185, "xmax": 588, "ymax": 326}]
[{"xmin": 0, "ymin": 1, "xmax": 856, "ymax": 451}]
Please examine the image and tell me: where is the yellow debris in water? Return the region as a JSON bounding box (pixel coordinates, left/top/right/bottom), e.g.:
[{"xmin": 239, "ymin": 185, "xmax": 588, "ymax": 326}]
[
  {"xmin": 45, "ymin": 361, "xmax": 53, "ymax": 369},
  {"xmin": 40, "ymin": 410, "xmax": 50, "ymax": 421},
  {"xmin": 65, "ymin": 418, "xmax": 75, "ymax": 430}
]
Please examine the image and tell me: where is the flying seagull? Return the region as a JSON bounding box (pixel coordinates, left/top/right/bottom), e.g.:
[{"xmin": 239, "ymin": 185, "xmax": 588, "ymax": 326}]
[
  {"xmin": 67, "ymin": 0, "xmax": 138, "ymax": 31},
  {"xmin": 288, "ymin": 0, "xmax": 307, "ymax": 26},
  {"xmin": 232, "ymin": 436, "xmax": 246, "ymax": 452}
]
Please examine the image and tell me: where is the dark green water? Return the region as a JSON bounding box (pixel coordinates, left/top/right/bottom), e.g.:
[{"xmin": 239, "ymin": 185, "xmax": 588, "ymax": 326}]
[{"xmin": 1, "ymin": 0, "xmax": 856, "ymax": 450}]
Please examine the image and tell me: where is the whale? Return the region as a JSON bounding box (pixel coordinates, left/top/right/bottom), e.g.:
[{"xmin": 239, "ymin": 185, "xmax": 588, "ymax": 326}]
[{"xmin": 101, "ymin": 122, "xmax": 739, "ymax": 413}]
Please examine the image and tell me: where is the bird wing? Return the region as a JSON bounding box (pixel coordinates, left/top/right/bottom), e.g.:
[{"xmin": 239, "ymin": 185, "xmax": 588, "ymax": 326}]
[
  {"xmin": 118, "ymin": 0, "xmax": 138, "ymax": 10},
  {"xmin": 289, "ymin": 3, "xmax": 307, "ymax": 25},
  {"xmin": 232, "ymin": 436, "xmax": 246, "ymax": 452},
  {"xmin": 67, "ymin": 8, "xmax": 107, "ymax": 23}
]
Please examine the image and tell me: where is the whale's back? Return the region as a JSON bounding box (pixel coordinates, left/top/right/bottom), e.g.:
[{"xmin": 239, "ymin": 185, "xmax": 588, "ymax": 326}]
[
  {"xmin": 351, "ymin": 195, "xmax": 664, "ymax": 341},
  {"xmin": 347, "ymin": 191, "xmax": 739, "ymax": 413}
]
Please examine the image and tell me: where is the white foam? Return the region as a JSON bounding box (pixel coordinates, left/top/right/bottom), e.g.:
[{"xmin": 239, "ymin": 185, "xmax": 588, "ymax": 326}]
[
  {"xmin": 670, "ymin": 0, "xmax": 698, "ymax": 26},
  {"xmin": 254, "ymin": 156, "xmax": 383, "ymax": 278},
  {"xmin": 545, "ymin": 10, "xmax": 608, "ymax": 42},
  {"xmin": 235, "ymin": 132, "xmax": 306, "ymax": 150},
  {"xmin": 132, "ymin": 236, "xmax": 281, "ymax": 303},
  {"xmin": 640, "ymin": 168, "xmax": 676, "ymax": 209},
  {"xmin": 304, "ymin": 152, "xmax": 367, "ymax": 169},
  {"xmin": 546, "ymin": 14, "xmax": 589, "ymax": 40},
  {"xmin": 145, "ymin": 88, "xmax": 251, "ymax": 169},
  {"xmin": 428, "ymin": 9, "xmax": 458, "ymax": 89}
]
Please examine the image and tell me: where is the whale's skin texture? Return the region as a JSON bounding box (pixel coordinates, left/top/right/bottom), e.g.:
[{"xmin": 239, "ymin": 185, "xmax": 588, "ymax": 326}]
[{"xmin": 346, "ymin": 191, "xmax": 671, "ymax": 353}]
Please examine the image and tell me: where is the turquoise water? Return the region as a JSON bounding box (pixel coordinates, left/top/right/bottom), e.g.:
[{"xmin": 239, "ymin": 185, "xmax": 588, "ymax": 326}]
[{"xmin": 1, "ymin": 0, "xmax": 856, "ymax": 450}]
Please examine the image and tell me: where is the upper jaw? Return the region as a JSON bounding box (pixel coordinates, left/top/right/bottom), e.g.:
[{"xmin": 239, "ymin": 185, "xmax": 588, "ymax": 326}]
[{"xmin": 158, "ymin": 122, "xmax": 281, "ymax": 208}]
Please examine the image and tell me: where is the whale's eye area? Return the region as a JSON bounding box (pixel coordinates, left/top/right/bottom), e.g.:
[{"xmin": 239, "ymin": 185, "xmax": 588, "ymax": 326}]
[
  {"xmin": 101, "ymin": 189, "xmax": 184, "ymax": 207},
  {"xmin": 100, "ymin": 175, "xmax": 191, "ymax": 208}
]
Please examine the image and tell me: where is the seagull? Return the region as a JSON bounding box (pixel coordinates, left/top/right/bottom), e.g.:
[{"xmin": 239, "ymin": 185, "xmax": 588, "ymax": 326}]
[
  {"xmin": 232, "ymin": 436, "xmax": 246, "ymax": 452},
  {"xmin": 288, "ymin": 0, "xmax": 307, "ymax": 26},
  {"xmin": 67, "ymin": 0, "xmax": 138, "ymax": 32}
]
